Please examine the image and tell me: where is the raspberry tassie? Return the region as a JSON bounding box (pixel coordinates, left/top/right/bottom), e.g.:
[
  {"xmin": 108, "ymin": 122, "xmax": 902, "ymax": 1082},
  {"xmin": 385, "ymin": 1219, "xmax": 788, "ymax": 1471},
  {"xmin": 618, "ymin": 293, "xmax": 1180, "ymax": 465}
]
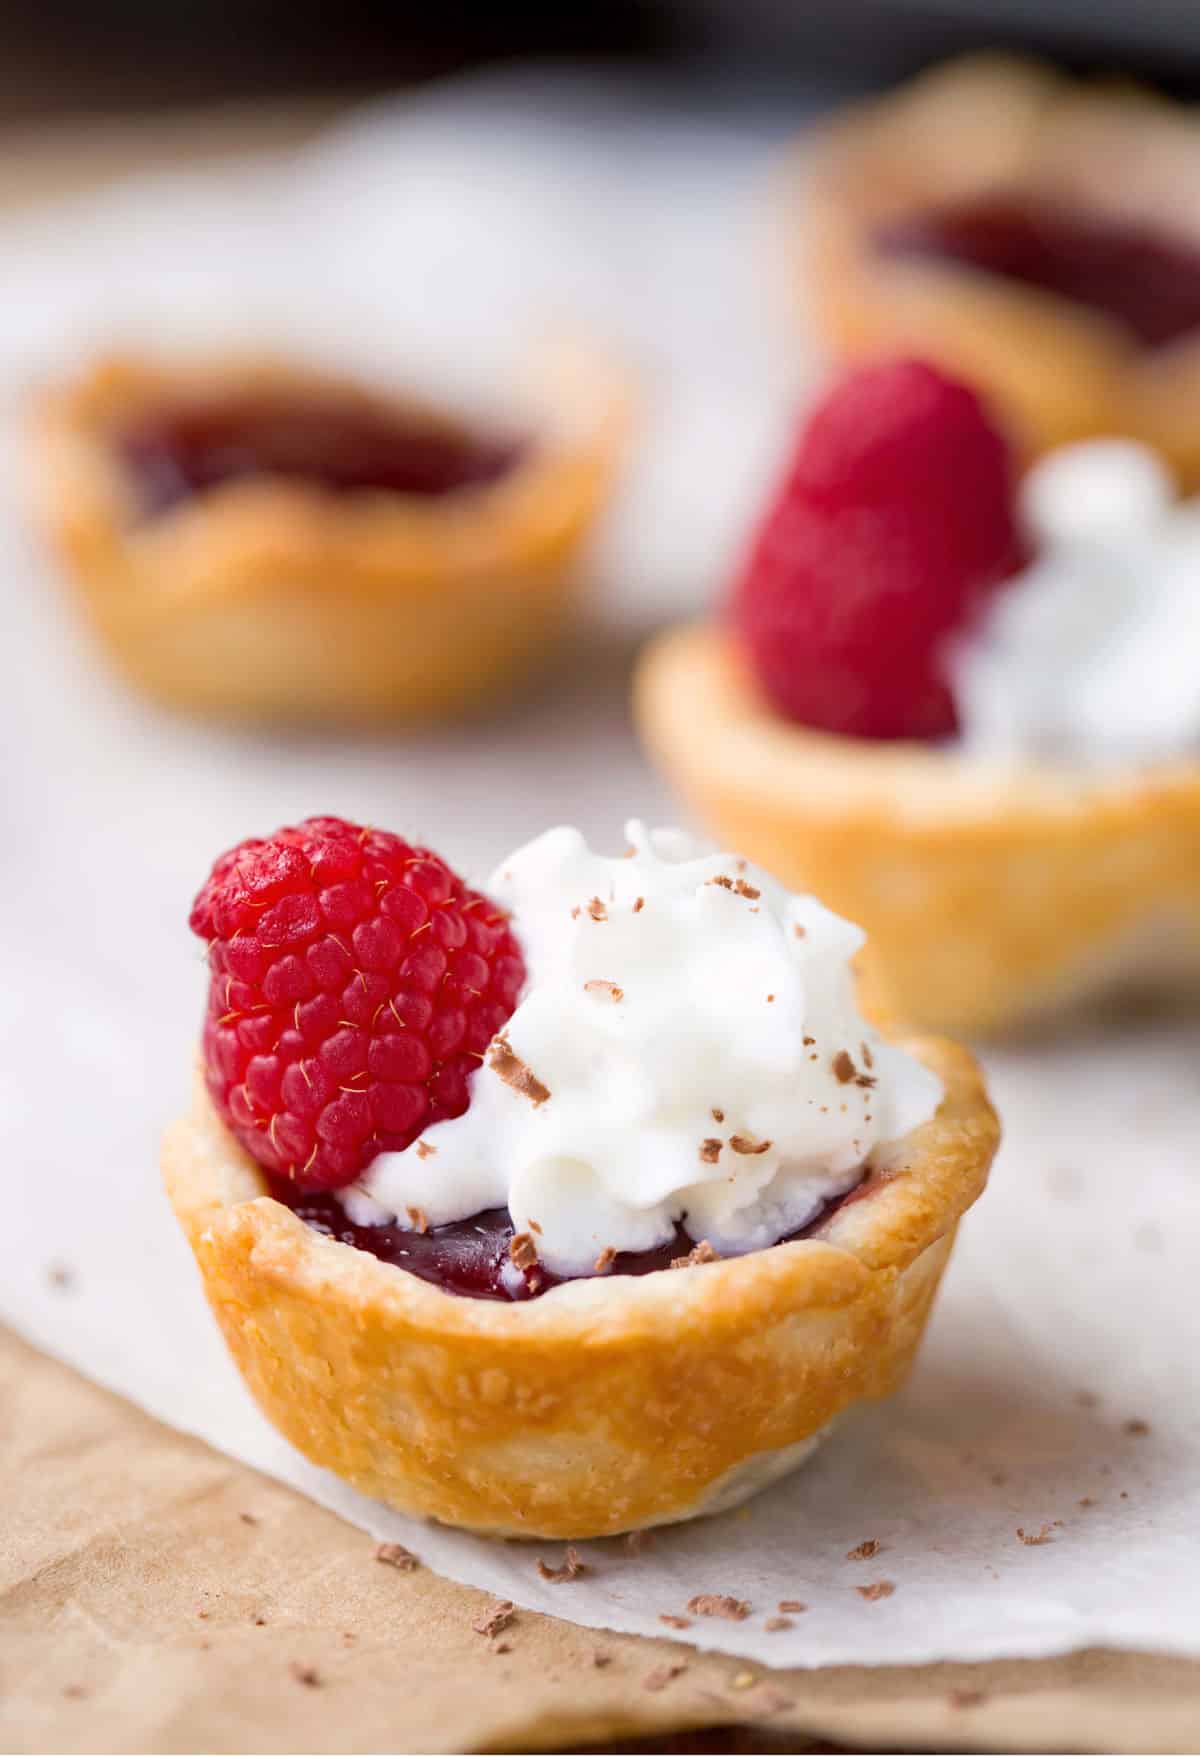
[
  {"xmin": 635, "ymin": 360, "xmax": 1200, "ymax": 1038},
  {"xmin": 162, "ymin": 814, "xmax": 997, "ymax": 1538},
  {"xmin": 31, "ymin": 346, "xmax": 628, "ymax": 722},
  {"xmin": 795, "ymin": 55, "xmax": 1200, "ymax": 483}
]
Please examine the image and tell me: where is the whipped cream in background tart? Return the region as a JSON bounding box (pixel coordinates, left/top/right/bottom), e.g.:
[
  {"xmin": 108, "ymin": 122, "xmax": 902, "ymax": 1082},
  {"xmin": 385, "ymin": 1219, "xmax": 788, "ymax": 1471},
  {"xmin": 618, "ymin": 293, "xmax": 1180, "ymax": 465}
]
[
  {"xmin": 952, "ymin": 438, "xmax": 1200, "ymax": 767},
  {"xmin": 345, "ymin": 821, "xmax": 942, "ymax": 1277}
]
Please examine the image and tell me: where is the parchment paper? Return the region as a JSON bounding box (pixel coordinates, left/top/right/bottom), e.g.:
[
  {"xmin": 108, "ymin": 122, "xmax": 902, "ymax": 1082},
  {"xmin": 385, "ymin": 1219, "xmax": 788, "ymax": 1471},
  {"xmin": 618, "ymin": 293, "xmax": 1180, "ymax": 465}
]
[{"xmin": 2, "ymin": 70, "xmax": 1199, "ymax": 1694}]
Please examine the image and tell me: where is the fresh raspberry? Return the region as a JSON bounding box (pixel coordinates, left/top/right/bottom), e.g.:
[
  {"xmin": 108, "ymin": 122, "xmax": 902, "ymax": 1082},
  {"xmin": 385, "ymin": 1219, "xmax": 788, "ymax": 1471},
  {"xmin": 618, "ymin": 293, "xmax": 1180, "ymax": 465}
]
[
  {"xmin": 730, "ymin": 359, "xmax": 1026, "ymax": 739},
  {"xmin": 190, "ymin": 816, "xmax": 525, "ymax": 1191}
]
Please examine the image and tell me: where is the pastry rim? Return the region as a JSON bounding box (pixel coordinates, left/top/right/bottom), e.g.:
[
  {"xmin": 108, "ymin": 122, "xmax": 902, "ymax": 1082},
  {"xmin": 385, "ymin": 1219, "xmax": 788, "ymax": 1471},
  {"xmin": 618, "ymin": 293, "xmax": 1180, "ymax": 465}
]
[{"xmin": 164, "ymin": 1027, "xmax": 994, "ymax": 1340}]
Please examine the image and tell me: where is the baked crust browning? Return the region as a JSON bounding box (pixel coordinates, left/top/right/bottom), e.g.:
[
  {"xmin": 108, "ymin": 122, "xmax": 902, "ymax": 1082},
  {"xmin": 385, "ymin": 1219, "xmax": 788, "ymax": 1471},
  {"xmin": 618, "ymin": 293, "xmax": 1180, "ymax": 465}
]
[
  {"xmin": 636, "ymin": 624, "xmax": 1200, "ymax": 1038},
  {"xmin": 30, "ymin": 345, "xmax": 630, "ymax": 723},
  {"xmin": 162, "ymin": 1033, "xmax": 995, "ymax": 1538},
  {"xmin": 795, "ymin": 55, "xmax": 1200, "ymax": 482}
]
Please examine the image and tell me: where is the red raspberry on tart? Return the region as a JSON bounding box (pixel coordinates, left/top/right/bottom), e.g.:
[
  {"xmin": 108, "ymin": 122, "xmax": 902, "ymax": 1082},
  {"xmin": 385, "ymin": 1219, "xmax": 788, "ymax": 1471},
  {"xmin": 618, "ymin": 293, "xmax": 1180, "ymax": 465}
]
[
  {"xmin": 190, "ymin": 815, "xmax": 525, "ymax": 1190},
  {"xmin": 729, "ymin": 358, "xmax": 1026, "ymax": 740}
]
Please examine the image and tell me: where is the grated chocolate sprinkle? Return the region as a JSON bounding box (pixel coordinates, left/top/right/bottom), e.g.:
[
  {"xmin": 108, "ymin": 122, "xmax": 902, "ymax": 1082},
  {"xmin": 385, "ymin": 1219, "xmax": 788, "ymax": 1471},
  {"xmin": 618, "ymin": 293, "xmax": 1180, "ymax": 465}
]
[
  {"xmin": 489, "ymin": 1032, "xmax": 550, "ymax": 1106},
  {"xmin": 846, "ymin": 1539, "xmax": 881, "ymax": 1561},
  {"xmin": 537, "ymin": 1546, "xmax": 587, "ymax": 1583},
  {"xmin": 832, "ymin": 1050, "xmax": 856, "ymax": 1084},
  {"xmin": 587, "ymin": 897, "xmax": 608, "ymax": 922},
  {"xmin": 730, "ymin": 1134, "xmax": 771, "ymax": 1156},
  {"xmin": 856, "ymin": 1581, "xmax": 895, "ymax": 1601},
  {"xmin": 594, "ymin": 1245, "xmax": 616, "ymax": 1273},
  {"xmin": 415, "ymin": 1139, "xmax": 436, "ymax": 1159},
  {"xmin": 1016, "ymin": 1524, "xmax": 1055, "ymax": 1546},
  {"xmin": 698, "ymin": 1138, "xmax": 723, "ymax": 1164},
  {"xmin": 688, "ymin": 1593, "xmax": 751, "ymax": 1621},
  {"xmin": 584, "ymin": 979, "xmax": 624, "ymax": 1001},
  {"xmin": 671, "ymin": 1240, "xmax": 719, "ymax": 1270},
  {"xmin": 474, "ymin": 1600, "xmax": 515, "ymax": 1638},
  {"xmin": 375, "ymin": 1542, "xmax": 419, "ymax": 1572},
  {"xmin": 405, "ymin": 1205, "xmax": 429, "ymax": 1235},
  {"xmin": 509, "ymin": 1232, "xmax": 539, "ymax": 1271}
]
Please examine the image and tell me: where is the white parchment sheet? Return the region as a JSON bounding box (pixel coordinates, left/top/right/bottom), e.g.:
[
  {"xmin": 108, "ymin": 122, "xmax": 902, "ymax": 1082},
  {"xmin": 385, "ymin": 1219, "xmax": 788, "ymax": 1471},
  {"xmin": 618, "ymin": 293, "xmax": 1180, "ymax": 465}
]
[{"xmin": 1, "ymin": 71, "xmax": 1198, "ymax": 1669}]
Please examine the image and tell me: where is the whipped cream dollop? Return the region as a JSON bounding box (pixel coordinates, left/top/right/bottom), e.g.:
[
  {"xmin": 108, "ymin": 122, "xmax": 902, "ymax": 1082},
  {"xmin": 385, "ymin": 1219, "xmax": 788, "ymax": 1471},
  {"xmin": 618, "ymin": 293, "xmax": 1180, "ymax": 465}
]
[
  {"xmin": 952, "ymin": 439, "xmax": 1200, "ymax": 766},
  {"xmin": 344, "ymin": 823, "xmax": 941, "ymax": 1278}
]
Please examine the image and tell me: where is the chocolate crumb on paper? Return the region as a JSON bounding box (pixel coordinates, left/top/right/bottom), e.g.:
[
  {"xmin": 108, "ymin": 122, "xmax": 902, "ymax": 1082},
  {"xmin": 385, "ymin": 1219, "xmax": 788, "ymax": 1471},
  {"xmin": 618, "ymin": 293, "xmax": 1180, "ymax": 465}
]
[
  {"xmin": 671, "ymin": 1240, "xmax": 719, "ymax": 1270},
  {"xmin": 688, "ymin": 1593, "xmax": 751, "ymax": 1621},
  {"xmin": 777, "ymin": 1599, "xmax": 807, "ymax": 1614},
  {"xmin": 536, "ymin": 1546, "xmax": 587, "ymax": 1583},
  {"xmin": 1016, "ymin": 1524, "xmax": 1055, "ymax": 1546},
  {"xmin": 375, "ymin": 1542, "xmax": 419, "ymax": 1572},
  {"xmin": 405, "ymin": 1205, "xmax": 429, "ymax": 1234},
  {"xmin": 473, "ymin": 1600, "xmax": 515, "ymax": 1638},
  {"xmin": 730, "ymin": 1134, "xmax": 771, "ymax": 1156},
  {"xmin": 488, "ymin": 1032, "xmax": 550, "ymax": 1106},
  {"xmin": 698, "ymin": 1138, "xmax": 723, "ymax": 1164},
  {"xmin": 643, "ymin": 1663, "xmax": 686, "ymax": 1692},
  {"xmin": 856, "ymin": 1581, "xmax": 895, "ymax": 1601},
  {"xmin": 659, "ymin": 1613, "xmax": 692, "ymax": 1630},
  {"xmin": 846, "ymin": 1538, "xmax": 881, "ymax": 1561},
  {"xmin": 509, "ymin": 1232, "xmax": 539, "ymax": 1272}
]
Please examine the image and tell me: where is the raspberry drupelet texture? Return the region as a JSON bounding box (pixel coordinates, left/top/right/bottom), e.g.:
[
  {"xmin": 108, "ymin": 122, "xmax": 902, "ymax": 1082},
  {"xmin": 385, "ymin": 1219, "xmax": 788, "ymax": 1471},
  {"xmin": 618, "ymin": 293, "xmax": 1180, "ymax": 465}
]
[
  {"xmin": 730, "ymin": 358, "xmax": 1027, "ymax": 740},
  {"xmin": 190, "ymin": 816, "xmax": 525, "ymax": 1191}
]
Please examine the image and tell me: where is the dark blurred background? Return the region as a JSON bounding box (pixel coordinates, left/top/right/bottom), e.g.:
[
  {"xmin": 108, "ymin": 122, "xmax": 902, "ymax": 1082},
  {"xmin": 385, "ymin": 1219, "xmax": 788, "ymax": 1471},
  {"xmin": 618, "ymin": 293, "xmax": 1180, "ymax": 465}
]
[{"xmin": 4, "ymin": 0, "xmax": 1200, "ymax": 121}]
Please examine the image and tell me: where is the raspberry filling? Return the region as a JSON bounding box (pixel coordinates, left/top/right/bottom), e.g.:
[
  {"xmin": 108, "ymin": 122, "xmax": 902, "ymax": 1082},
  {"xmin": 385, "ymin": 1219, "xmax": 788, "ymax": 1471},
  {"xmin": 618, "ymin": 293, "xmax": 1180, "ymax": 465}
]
[
  {"xmin": 119, "ymin": 395, "xmax": 524, "ymax": 519},
  {"xmin": 875, "ymin": 193, "xmax": 1200, "ymax": 349},
  {"xmin": 270, "ymin": 1182, "xmax": 861, "ymax": 1302}
]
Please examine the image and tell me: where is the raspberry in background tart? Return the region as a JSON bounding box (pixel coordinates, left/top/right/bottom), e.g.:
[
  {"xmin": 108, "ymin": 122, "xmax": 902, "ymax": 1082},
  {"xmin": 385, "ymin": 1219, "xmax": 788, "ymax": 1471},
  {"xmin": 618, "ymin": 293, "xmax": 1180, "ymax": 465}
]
[
  {"xmin": 794, "ymin": 54, "xmax": 1200, "ymax": 483},
  {"xmin": 164, "ymin": 813, "xmax": 997, "ymax": 1537},
  {"xmin": 30, "ymin": 345, "xmax": 629, "ymax": 723},
  {"xmin": 635, "ymin": 360, "xmax": 1200, "ymax": 1038}
]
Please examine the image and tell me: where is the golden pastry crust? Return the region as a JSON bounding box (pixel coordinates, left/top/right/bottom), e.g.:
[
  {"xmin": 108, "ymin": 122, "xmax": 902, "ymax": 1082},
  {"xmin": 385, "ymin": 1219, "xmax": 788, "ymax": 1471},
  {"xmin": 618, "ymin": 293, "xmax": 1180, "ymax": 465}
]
[
  {"xmin": 162, "ymin": 1032, "xmax": 996, "ymax": 1539},
  {"xmin": 635, "ymin": 623, "xmax": 1200, "ymax": 1039},
  {"xmin": 30, "ymin": 345, "xmax": 629, "ymax": 723},
  {"xmin": 796, "ymin": 55, "xmax": 1200, "ymax": 481}
]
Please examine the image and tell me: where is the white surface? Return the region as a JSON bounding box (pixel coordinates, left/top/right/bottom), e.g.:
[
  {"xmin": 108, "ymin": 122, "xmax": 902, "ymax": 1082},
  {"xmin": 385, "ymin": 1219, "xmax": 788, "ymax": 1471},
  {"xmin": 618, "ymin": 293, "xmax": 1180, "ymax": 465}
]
[
  {"xmin": 358, "ymin": 820, "xmax": 938, "ymax": 1273},
  {"xmin": 2, "ymin": 71, "xmax": 1199, "ymax": 1669}
]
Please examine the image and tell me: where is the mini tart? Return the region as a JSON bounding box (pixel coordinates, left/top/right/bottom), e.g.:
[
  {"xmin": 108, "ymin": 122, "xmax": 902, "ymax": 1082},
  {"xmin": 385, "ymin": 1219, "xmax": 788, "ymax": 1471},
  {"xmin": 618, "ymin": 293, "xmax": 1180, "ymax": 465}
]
[
  {"xmin": 162, "ymin": 1034, "xmax": 995, "ymax": 1540},
  {"xmin": 636, "ymin": 624, "xmax": 1200, "ymax": 1040},
  {"xmin": 30, "ymin": 346, "xmax": 628, "ymax": 723},
  {"xmin": 796, "ymin": 55, "xmax": 1200, "ymax": 482}
]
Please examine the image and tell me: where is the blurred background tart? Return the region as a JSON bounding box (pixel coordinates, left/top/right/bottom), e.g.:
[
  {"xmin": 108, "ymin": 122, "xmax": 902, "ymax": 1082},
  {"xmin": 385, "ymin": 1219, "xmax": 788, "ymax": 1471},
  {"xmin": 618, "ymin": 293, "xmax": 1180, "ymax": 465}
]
[
  {"xmin": 636, "ymin": 359, "xmax": 1200, "ymax": 1039},
  {"xmin": 30, "ymin": 342, "xmax": 630, "ymax": 723},
  {"xmin": 796, "ymin": 55, "xmax": 1200, "ymax": 485}
]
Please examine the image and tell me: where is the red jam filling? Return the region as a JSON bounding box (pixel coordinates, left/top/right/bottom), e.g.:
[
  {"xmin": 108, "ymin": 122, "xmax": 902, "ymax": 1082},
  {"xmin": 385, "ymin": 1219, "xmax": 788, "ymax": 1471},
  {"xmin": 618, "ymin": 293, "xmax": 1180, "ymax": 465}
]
[
  {"xmin": 119, "ymin": 395, "xmax": 524, "ymax": 518},
  {"xmin": 875, "ymin": 193, "xmax": 1200, "ymax": 349},
  {"xmin": 271, "ymin": 1185, "xmax": 860, "ymax": 1302}
]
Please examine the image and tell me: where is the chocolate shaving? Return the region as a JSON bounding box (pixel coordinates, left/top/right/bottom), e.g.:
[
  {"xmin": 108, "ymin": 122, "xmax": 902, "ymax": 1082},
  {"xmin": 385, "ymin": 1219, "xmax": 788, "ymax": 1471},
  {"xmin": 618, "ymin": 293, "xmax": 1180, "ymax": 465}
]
[
  {"xmin": 711, "ymin": 1106, "xmax": 725, "ymax": 1123},
  {"xmin": 583, "ymin": 979, "xmax": 624, "ymax": 1001},
  {"xmin": 594, "ymin": 1245, "xmax": 616, "ymax": 1273},
  {"xmin": 735, "ymin": 879, "xmax": 760, "ymax": 899},
  {"xmin": 671, "ymin": 1240, "xmax": 719, "ymax": 1270},
  {"xmin": 488, "ymin": 1032, "xmax": 550, "ymax": 1106},
  {"xmin": 846, "ymin": 1539, "xmax": 881, "ymax": 1561},
  {"xmin": 473, "ymin": 1600, "xmax": 515, "ymax": 1638},
  {"xmin": 832, "ymin": 1051, "xmax": 856, "ymax": 1084},
  {"xmin": 777, "ymin": 1599, "xmax": 807, "ymax": 1614},
  {"xmin": 586, "ymin": 897, "xmax": 608, "ymax": 922},
  {"xmin": 764, "ymin": 1616, "xmax": 792, "ymax": 1632},
  {"xmin": 405, "ymin": 1206, "xmax": 429, "ymax": 1235},
  {"xmin": 730, "ymin": 1134, "xmax": 771, "ymax": 1156},
  {"xmin": 536, "ymin": 1546, "xmax": 587, "ymax": 1583},
  {"xmin": 1016, "ymin": 1525, "xmax": 1055, "ymax": 1546},
  {"xmin": 643, "ymin": 1663, "xmax": 686, "ymax": 1692},
  {"xmin": 687, "ymin": 1593, "xmax": 750, "ymax": 1621},
  {"xmin": 856, "ymin": 1581, "xmax": 895, "ymax": 1601},
  {"xmin": 633, "ymin": 896, "xmax": 645, "ymax": 913},
  {"xmin": 659, "ymin": 1613, "xmax": 692, "ymax": 1629},
  {"xmin": 698, "ymin": 1138, "xmax": 723, "ymax": 1164},
  {"xmin": 708, "ymin": 875, "xmax": 735, "ymax": 891},
  {"xmin": 375, "ymin": 1542, "xmax": 419, "ymax": 1572},
  {"xmin": 415, "ymin": 1139, "xmax": 436, "ymax": 1159},
  {"xmin": 861, "ymin": 1042, "xmax": 874, "ymax": 1070},
  {"xmin": 509, "ymin": 1232, "xmax": 539, "ymax": 1272}
]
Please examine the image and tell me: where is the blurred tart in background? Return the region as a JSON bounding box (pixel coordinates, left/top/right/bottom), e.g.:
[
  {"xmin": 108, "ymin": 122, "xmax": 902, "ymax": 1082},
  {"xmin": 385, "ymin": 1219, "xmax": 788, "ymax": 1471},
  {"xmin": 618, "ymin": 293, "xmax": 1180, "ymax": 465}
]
[
  {"xmin": 31, "ymin": 343, "xmax": 629, "ymax": 723},
  {"xmin": 796, "ymin": 55, "xmax": 1200, "ymax": 484},
  {"xmin": 636, "ymin": 359, "xmax": 1200, "ymax": 1039}
]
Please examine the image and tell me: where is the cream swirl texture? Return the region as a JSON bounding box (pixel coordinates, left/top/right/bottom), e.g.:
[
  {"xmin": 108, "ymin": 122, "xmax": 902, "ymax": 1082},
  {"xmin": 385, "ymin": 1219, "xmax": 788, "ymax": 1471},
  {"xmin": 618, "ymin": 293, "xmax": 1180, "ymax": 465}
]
[
  {"xmin": 344, "ymin": 823, "xmax": 941, "ymax": 1277},
  {"xmin": 952, "ymin": 439, "xmax": 1200, "ymax": 765}
]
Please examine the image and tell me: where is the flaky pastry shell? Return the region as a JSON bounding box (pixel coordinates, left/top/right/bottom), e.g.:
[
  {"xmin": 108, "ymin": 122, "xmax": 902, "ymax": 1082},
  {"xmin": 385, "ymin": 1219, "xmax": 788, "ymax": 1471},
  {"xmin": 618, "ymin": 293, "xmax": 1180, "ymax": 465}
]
[
  {"xmin": 636, "ymin": 624, "xmax": 1200, "ymax": 1040},
  {"xmin": 30, "ymin": 345, "xmax": 629, "ymax": 723},
  {"xmin": 796, "ymin": 55, "xmax": 1200, "ymax": 481},
  {"xmin": 162, "ymin": 1033, "xmax": 995, "ymax": 1540}
]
